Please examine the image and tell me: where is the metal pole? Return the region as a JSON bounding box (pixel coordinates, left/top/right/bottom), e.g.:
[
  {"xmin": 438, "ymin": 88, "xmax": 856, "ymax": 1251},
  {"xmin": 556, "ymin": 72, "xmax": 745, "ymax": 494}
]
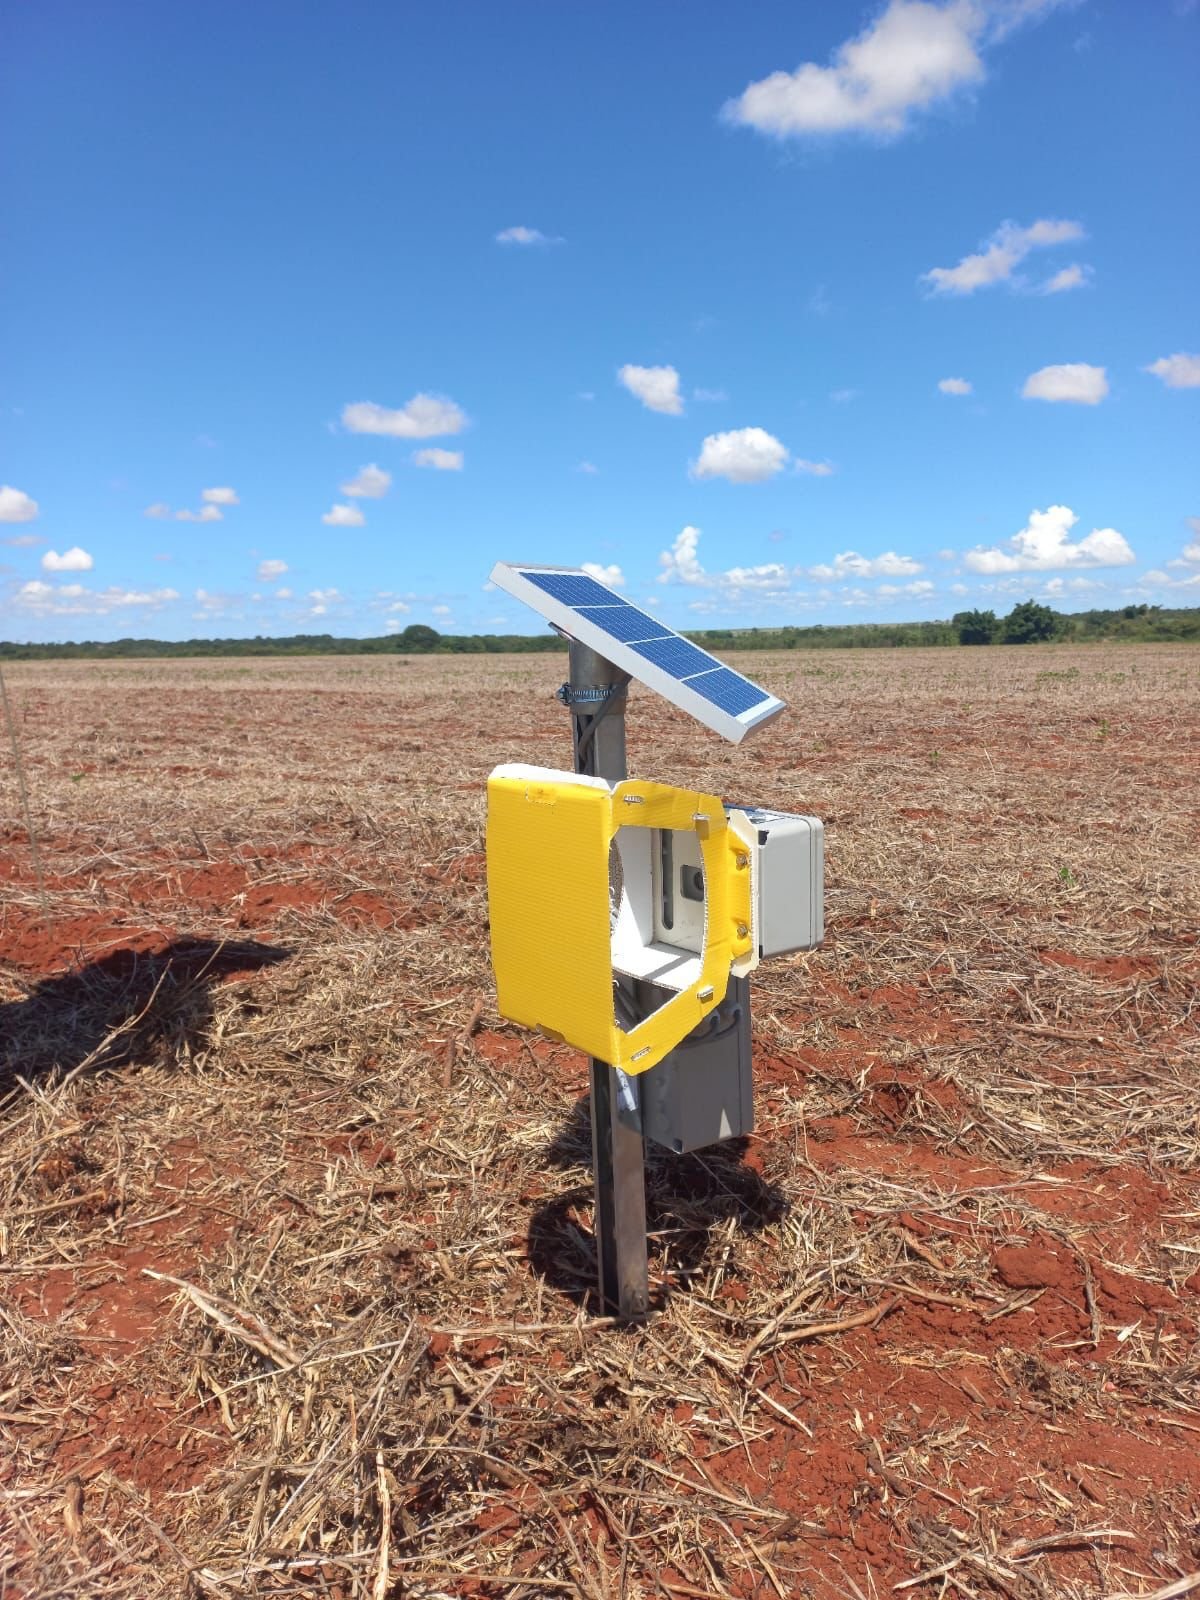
[{"xmin": 566, "ymin": 641, "xmax": 650, "ymax": 1322}]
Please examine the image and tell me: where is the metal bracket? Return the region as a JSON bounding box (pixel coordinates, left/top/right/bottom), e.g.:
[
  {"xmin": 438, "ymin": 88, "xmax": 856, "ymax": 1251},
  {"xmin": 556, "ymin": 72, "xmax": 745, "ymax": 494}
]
[{"xmin": 556, "ymin": 682, "xmax": 615, "ymax": 707}]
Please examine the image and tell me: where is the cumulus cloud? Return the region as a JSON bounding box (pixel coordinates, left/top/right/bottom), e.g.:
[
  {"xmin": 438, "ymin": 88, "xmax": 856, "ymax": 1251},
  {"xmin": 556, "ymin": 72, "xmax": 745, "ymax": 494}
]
[
  {"xmin": 144, "ymin": 502, "xmax": 171, "ymax": 519},
  {"xmin": 1173, "ymin": 520, "xmax": 1200, "ymax": 566},
  {"xmin": 691, "ymin": 427, "xmax": 789, "ymax": 483},
  {"xmin": 807, "ymin": 550, "xmax": 923, "ymax": 580},
  {"xmin": 618, "ymin": 364, "xmax": 684, "ymax": 416},
  {"xmin": 16, "ymin": 580, "xmax": 179, "ymax": 615},
  {"xmin": 1041, "ymin": 263, "xmax": 1090, "ymax": 294},
  {"xmin": 0, "ymin": 485, "xmax": 39, "ymax": 523},
  {"xmin": 413, "ymin": 447, "xmax": 464, "ymax": 471},
  {"xmin": 938, "ymin": 376, "xmax": 972, "ymax": 395},
  {"xmin": 341, "ymin": 464, "xmax": 392, "ymax": 498},
  {"xmin": 257, "ymin": 559, "xmax": 288, "ymax": 582},
  {"xmin": 202, "ymin": 486, "xmax": 239, "ymax": 505},
  {"xmin": 923, "ymin": 218, "xmax": 1085, "ymax": 296},
  {"xmin": 582, "ymin": 562, "xmax": 625, "ymax": 589},
  {"xmin": 495, "ymin": 225, "xmax": 561, "ymax": 245},
  {"xmin": 723, "ymin": 0, "xmax": 986, "ymax": 138},
  {"xmin": 795, "ymin": 457, "xmax": 836, "ymax": 476},
  {"xmin": 1022, "ymin": 363, "xmax": 1109, "ymax": 405},
  {"xmin": 656, "ymin": 526, "xmax": 810, "ymax": 602},
  {"xmin": 658, "ymin": 526, "xmax": 708, "ymax": 585},
  {"xmin": 322, "ymin": 503, "xmax": 365, "ymax": 527},
  {"xmin": 963, "ymin": 505, "xmax": 1135, "ymax": 573},
  {"xmin": 341, "ymin": 394, "xmax": 468, "ymax": 438},
  {"xmin": 878, "ymin": 579, "xmax": 935, "ymax": 596},
  {"xmin": 1145, "ymin": 352, "xmax": 1200, "ymax": 389},
  {"xmin": 176, "ymin": 504, "xmax": 223, "ymax": 522},
  {"xmin": 41, "ymin": 546, "xmax": 94, "ymax": 573},
  {"xmin": 432, "ymin": 604, "xmax": 452, "ymax": 617},
  {"xmin": 722, "ymin": 563, "xmax": 792, "ymax": 592}
]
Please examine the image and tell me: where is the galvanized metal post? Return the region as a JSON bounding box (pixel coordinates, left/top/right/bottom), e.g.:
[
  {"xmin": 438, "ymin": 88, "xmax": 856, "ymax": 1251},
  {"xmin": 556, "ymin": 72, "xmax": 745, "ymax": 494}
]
[{"xmin": 566, "ymin": 641, "xmax": 650, "ymax": 1322}]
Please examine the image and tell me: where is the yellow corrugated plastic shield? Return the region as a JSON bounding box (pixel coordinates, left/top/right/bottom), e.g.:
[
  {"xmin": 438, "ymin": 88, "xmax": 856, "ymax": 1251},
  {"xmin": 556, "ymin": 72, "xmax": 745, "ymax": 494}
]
[{"xmin": 486, "ymin": 767, "xmax": 752, "ymax": 1074}]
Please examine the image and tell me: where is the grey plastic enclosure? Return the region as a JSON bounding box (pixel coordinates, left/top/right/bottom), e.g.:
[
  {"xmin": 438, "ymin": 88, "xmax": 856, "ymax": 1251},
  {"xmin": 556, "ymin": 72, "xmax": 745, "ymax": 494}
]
[
  {"xmin": 638, "ymin": 977, "xmax": 753, "ymax": 1154},
  {"xmin": 730, "ymin": 806, "xmax": 824, "ymax": 959}
]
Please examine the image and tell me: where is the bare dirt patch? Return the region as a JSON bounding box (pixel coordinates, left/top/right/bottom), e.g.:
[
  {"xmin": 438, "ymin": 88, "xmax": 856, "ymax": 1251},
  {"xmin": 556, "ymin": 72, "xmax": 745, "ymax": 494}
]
[{"xmin": 1, "ymin": 645, "xmax": 1197, "ymax": 1598}]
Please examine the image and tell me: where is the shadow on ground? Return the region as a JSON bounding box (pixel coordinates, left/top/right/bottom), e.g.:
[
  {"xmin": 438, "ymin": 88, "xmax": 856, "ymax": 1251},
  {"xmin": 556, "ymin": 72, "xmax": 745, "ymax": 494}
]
[
  {"xmin": 528, "ymin": 1092, "xmax": 787, "ymax": 1314},
  {"xmin": 0, "ymin": 938, "xmax": 291, "ymax": 1091}
]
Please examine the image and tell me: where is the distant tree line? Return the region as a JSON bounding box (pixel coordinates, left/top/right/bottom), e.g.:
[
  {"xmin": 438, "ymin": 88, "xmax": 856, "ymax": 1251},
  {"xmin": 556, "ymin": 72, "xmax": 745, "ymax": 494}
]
[{"xmin": 2, "ymin": 603, "xmax": 1197, "ymax": 661}]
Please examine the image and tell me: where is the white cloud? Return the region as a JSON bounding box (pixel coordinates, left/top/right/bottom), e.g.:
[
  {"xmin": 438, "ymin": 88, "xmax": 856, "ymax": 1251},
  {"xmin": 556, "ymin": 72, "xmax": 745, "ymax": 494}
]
[
  {"xmin": 276, "ymin": 587, "xmax": 293, "ymax": 600},
  {"xmin": 722, "ymin": 0, "xmax": 986, "ymax": 138},
  {"xmin": 878, "ymin": 579, "xmax": 935, "ymax": 596},
  {"xmin": 693, "ymin": 387, "xmax": 728, "ymax": 403},
  {"xmin": 144, "ymin": 502, "xmax": 171, "ymax": 519},
  {"xmin": 938, "ymin": 376, "xmax": 972, "ymax": 395},
  {"xmin": 0, "ymin": 485, "xmax": 39, "ymax": 523},
  {"xmin": 807, "ymin": 550, "xmax": 923, "ymax": 579},
  {"xmin": 618, "ymin": 364, "xmax": 684, "ymax": 416},
  {"xmin": 576, "ymin": 460, "xmax": 599, "ymax": 475},
  {"xmin": 692, "ymin": 426, "xmax": 789, "ymax": 483},
  {"xmin": 322, "ymin": 503, "xmax": 365, "ymax": 527},
  {"xmin": 923, "ymin": 218, "xmax": 1085, "ymax": 296},
  {"xmin": 1041, "ymin": 263, "xmax": 1090, "ymax": 294},
  {"xmin": 658, "ymin": 526, "xmax": 708, "ymax": 585},
  {"xmin": 176, "ymin": 504, "xmax": 223, "ymax": 522},
  {"xmin": 963, "ymin": 505, "xmax": 1135, "ymax": 573},
  {"xmin": 723, "ymin": 563, "xmax": 792, "ymax": 592},
  {"xmin": 41, "ymin": 546, "xmax": 94, "ymax": 573},
  {"xmin": 1022, "ymin": 363, "xmax": 1108, "ymax": 405},
  {"xmin": 1145, "ymin": 352, "xmax": 1200, "ymax": 389},
  {"xmin": 3, "ymin": 532, "xmax": 42, "ymax": 548},
  {"xmin": 341, "ymin": 464, "xmax": 392, "ymax": 498},
  {"xmin": 830, "ymin": 388, "xmax": 859, "ymax": 404},
  {"xmin": 582, "ymin": 562, "xmax": 625, "ymax": 589},
  {"xmin": 16, "ymin": 580, "xmax": 178, "ymax": 615},
  {"xmin": 413, "ymin": 447, "xmax": 464, "ymax": 471},
  {"xmin": 495, "ymin": 225, "xmax": 560, "ymax": 246},
  {"xmin": 432, "ymin": 603, "xmax": 451, "ymax": 617},
  {"xmin": 1175, "ymin": 520, "xmax": 1200, "ymax": 565},
  {"xmin": 202, "ymin": 486, "xmax": 239, "ymax": 505},
  {"xmin": 794, "ymin": 458, "xmax": 836, "ymax": 476},
  {"xmin": 341, "ymin": 394, "xmax": 468, "ymax": 438},
  {"xmin": 257, "ymin": 559, "xmax": 288, "ymax": 582}
]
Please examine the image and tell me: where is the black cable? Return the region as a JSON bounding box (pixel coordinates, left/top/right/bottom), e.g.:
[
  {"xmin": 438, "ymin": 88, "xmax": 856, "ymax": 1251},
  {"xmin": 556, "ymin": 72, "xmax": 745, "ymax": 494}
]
[{"xmin": 572, "ymin": 683, "xmax": 620, "ymax": 774}]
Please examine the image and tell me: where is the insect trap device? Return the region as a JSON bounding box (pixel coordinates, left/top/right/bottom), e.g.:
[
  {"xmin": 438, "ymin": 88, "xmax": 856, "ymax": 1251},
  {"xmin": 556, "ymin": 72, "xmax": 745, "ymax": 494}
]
[{"xmin": 485, "ymin": 562, "xmax": 824, "ymax": 1319}]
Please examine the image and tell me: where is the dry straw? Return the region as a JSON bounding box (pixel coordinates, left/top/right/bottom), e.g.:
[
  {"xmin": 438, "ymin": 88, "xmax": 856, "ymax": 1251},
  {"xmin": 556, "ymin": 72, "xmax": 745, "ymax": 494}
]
[{"xmin": 1, "ymin": 645, "xmax": 1197, "ymax": 1599}]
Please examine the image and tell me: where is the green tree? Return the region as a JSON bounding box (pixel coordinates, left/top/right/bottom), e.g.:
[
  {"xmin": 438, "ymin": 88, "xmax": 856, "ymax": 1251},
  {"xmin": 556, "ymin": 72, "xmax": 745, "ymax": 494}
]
[
  {"xmin": 394, "ymin": 624, "xmax": 440, "ymax": 653},
  {"xmin": 1003, "ymin": 599, "xmax": 1061, "ymax": 644},
  {"xmin": 952, "ymin": 608, "xmax": 1000, "ymax": 645}
]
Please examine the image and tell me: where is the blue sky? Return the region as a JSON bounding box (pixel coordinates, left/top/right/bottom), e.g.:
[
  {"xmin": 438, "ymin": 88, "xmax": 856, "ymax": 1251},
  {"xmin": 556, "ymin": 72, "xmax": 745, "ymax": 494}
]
[{"xmin": 2, "ymin": 0, "xmax": 1197, "ymax": 642}]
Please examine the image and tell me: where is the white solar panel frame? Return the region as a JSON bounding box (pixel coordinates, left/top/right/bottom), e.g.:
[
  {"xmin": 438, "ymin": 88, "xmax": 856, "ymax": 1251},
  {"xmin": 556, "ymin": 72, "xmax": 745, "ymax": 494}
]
[{"xmin": 490, "ymin": 562, "xmax": 786, "ymax": 744}]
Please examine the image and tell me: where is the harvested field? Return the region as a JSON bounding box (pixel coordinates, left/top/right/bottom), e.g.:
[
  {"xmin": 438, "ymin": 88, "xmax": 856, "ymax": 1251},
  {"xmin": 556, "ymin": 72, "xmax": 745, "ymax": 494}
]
[{"xmin": 1, "ymin": 643, "xmax": 1198, "ymax": 1600}]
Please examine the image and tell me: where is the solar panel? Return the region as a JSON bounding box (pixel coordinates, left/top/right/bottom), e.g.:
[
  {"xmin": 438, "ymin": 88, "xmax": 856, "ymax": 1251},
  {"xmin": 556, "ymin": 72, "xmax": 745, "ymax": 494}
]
[
  {"xmin": 629, "ymin": 634, "xmax": 716, "ymax": 679},
  {"xmin": 523, "ymin": 571, "xmax": 618, "ymax": 607},
  {"xmin": 576, "ymin": 604, "xmax": 671, "ymax": 644},
  {"xmin": 682, "ymin": 666, "xmax": 771, "ymax": 717},
  {"xmin": 489, "ymin": 562, "xmax": 786, "ymax": 744}
]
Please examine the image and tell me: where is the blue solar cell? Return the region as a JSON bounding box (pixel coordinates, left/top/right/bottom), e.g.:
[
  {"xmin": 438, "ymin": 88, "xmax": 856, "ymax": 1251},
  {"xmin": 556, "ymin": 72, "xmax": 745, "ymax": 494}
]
[
  {"xmin": 629, "ymin": 634, "xmax": 717, "ymax": 679},
  {"xmin": 575, "ymin": 604, "xmax": 671, "ymax": 644},
  {"xmin": 684, "ymin": 667, "xmax": 771, "ymax": 717},
  {"xmin": 520, "ymin": 570, "xmax": 621, "ymax": 607}
]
